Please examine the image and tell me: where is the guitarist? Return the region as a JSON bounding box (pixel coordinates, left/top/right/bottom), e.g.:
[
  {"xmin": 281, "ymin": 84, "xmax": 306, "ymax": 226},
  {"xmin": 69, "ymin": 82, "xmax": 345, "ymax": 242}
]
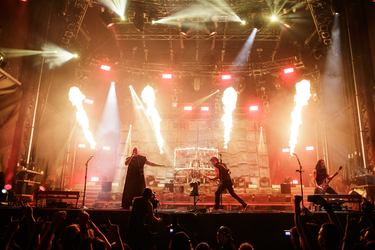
[{"xmin": 313, "ymin": 159, "xmax": 337, "ymax": 194}]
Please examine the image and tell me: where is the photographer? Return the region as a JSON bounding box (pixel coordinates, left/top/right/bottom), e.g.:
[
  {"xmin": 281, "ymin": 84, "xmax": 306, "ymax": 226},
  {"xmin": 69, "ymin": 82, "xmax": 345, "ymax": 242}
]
[{"xmin": 127, "ymin": 188, "xmax": 162, "ymax": 250}]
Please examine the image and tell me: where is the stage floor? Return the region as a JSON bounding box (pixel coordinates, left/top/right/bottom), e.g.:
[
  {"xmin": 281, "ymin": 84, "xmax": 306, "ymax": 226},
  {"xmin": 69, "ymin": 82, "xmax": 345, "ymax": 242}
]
[{"xmin": 0, "ymin": 205, "xmax": 358, "ymax": 250}]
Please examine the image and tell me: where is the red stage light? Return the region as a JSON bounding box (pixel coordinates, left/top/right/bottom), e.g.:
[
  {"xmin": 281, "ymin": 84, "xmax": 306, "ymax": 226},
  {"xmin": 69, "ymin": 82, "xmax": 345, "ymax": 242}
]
[
  {"xmin": 103, "ymin": 146, "xmax": 110, "ymax": 150},
  {"xmin": 249, "ymin": 106, "xmax": 258, "ymax": 111},
  {"xmin": 284, "ymin": 68, "xmax": 294, "ymax": 74},
  {"xmin": 282, "ymin": 148, "xmax": 290, "ymax": 153},
  {"xmin": 184, "ymin": 106, "xmax": 192, "ymax": 110},
  {"xmin": 162, "ymin": 74, "xmax": 172, "ymax": 79},
  {"xmin": 39, "ymin": 185, "xmax": 46, "ymax": 191},
  {"xmin": 306, "ymin": 146, "xmax": 314, "ymax": 151},
  {"xmin": 4, "ymin": 184, "xmax": 12, "ymax": 190},
  {"xmin": 91, "ymin": 177, "xmax": 99, "ymax": 182},
  {"xmin": 78, "ymin": 144, "xmax": 86, "ymax": 148},
  {"xmin": 284, "ymin": 23, "xmax": 290, "ymax": 29},
  {"xmin": 85, "ymin": 99, "xmax": 94, "ymax": 104},
  {"xmin": 101, "ymin": 65, "xmax": 111, "ymax": 71},
  {"xmin": 107, "ymin": 23, "xmax": 114, "ymax": 28},
  {"xmin": 180, "ymin": 31, "xmax": 187, "ymax": 36},
  {"xmin": 222, "ymin": 75, "xmax": 231, "ymax": 80},
  {"xmin": 201, "ymin": 107, "xmax": 209, "ymax": 111}
]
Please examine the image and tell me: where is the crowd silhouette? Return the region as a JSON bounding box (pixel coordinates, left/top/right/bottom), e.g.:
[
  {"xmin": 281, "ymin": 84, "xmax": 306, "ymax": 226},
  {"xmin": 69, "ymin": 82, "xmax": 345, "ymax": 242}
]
[{"xmin": 1, "ymin": 188, "xmax": 375, "ymax": 250}]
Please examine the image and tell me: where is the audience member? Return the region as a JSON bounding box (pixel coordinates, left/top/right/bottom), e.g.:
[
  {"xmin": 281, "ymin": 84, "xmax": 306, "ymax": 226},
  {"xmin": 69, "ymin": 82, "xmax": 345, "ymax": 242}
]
[
  {"xmin": 238, "ymin": 242, "xmax": 254, "ymax": 250},
  {"xmin": 215, "ymin": 226, "xmax": 236, "ymax": 250},
  {"xmin": 169, "ymin": 232, "xmax": 193, "ymax": 250}
]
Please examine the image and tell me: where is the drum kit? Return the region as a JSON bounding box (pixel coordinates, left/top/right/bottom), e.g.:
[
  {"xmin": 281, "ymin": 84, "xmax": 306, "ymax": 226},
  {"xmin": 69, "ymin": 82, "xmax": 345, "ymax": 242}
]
[{"xmin": 174, "ymin": 160, "xmax": 216, "ymax": 184}]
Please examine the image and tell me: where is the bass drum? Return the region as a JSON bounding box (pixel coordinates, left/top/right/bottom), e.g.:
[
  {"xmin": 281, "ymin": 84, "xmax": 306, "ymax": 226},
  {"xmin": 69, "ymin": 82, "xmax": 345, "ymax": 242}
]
[{"xmin": 199, "ymin": 167, "xmax": 216, "ymax": 184}]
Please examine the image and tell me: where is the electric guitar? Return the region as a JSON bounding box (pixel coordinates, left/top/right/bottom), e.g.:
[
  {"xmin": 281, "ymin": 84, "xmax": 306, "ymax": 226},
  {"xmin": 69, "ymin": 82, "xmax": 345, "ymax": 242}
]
[{"xmin": 316, "ymin": 166, "xmax": 342, "ymax": 194}]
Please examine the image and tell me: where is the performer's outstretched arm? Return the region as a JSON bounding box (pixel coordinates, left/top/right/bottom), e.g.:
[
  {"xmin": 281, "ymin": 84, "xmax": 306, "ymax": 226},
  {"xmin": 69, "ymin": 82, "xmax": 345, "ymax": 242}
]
[{"xmin": 146, "ymin": 160, "xmax": 165, "ymax": 167}]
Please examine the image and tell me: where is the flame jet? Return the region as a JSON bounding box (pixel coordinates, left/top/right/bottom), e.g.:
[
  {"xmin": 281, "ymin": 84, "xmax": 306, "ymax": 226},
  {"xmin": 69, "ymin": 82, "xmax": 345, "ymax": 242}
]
[
  {"xmin": 289, "ymin": 80, "xmax": 311, "ymax": 156},
  {"xmin": 141, "ymin": 85, "xmax": 164, "ymax": 154},
  {"xmin": 221, "ymin": 87, "xmax": 237, "ymax": 149},
  {"xmin": 69, "ymin": 87, "xmax": 96, "ymax": 149}
]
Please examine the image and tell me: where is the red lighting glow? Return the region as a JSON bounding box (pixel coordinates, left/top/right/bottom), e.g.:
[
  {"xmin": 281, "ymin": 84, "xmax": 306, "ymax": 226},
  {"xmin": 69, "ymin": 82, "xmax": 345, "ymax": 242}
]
[
  {"xmin": 184, "ymin": 106, "xmax": 192, "ymax": 110},
  {"xmin": 78, "ymin": 144, "xmax": 86, "ymax": 148},
  {"xmin": 162, "ymin": 74, "xmax": 172, "ymax": 79},
  {"xmin": 107, "ymin": 23, "xmax": 114, "ymax": 28},
  {"xmin": 201, "ymin": 107, "xmax": 209, "ymax": 111},
  {"xmin": 249, "ymin": 106, "xmax": 259, "ymax": 111},
  {"xmin": 180, "ymin": 31, "xmax": 187, "ymax": 36},
  {"xmin": 85, "ymin": 99, "xmax": 94, "ymax": 104},
  {"xmin": 103, "ymin": 146, "xmax": 110, "ymax": 150},
  {"xmin": 282, "ymin": 148, "xmax": 290, "ymax": 153},
  {"xmin": 222, "ymin": 75, "xmax": 231, "ymax": 80},
  {"xmin": 292, "ymin": 180, "xmax": 298, "ymax": 184},
  {"xmin": 39, "ymin": 186, "xmax": 46, "ymax": 191},
  {"xmin": 284, "ymin": 68, "xmax": 294, "ymax": 74},
  {"xmin": 4, "ymin": 184, "xmax": 12, "ymax": 190},
  {"xmin": 91, "ymin": 177, "xmax": 99, "ymax": 182},
  {"xmin": 101, "ymin": 65, "xmax": 111, "ymax": 71},
  {"xmin": 284, "ymin": 23, "xmax": 291, "ymax": 29},
  {"xmin": 306, "ymin": 146, "xmax": 314, "ymax": 151}
]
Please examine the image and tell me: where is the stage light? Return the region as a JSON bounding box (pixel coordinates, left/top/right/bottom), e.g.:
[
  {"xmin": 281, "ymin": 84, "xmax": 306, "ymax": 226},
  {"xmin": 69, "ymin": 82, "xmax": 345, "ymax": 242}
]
[
  {"xmin": 134, "ymin": 11, "xmax": 145, "ymax": 32},
  {"xmin": 184, "ymin": 106, "xmax": 192, "ymax": 110},
  {"xmin": 1, "ymin": 189, "xmax": 6, "ymax": 194},
  {"xmin": 205, "ymin": 19, "xmax": 217, "ymax": 36},
  {"xmin": 91, "ymin": 177, "xmax": 99, "ymax": 182},
  {"xmin": 249, "ymin": 106, "xmax": 258, "ymax": 111},
  {"xmin": 78, "ymin": 144, "xmax": 86, "ymax": 148},
  {"xmin": 162, "ymin": 74, "xmax": 172, "ymax": 79},
  {"xmin": 149, "ymin": 12, "xmax": 158, "ymax": 24},
  {"xmin": 85, "ymin": 99, "xmax": 93, "ymax": 104},
  {"xmin": 73, "ymin": 54, "xmax": 78, "ymax": 58},
  {"xmin": 101, "ymin": 64, "xmax": 111, "ymax": 71},
  {"xmin": 292, "ymin": 180, "xmax": 298, "ymax": 184},
  {"xmin": 135, "ymin": 105, "xmax": 142, "ymax": 109},
  {"xmin": 284, "ymin": 23, "xmax": 291, "ymax": 29},
  {"xmin": 271, "ymin": 15, "xmax": 277, "ymax": 21},
  {"xmin": 99, "ymin": 7, "xmax": 114, "ymax": 29},
  {"xmin": 284, "ymin": 68, "xmax": 294, "ymax": 73},
  {"xmin": 180, "ymin": 26, "xmax": 188, "ymax": 36},
  {"xmin": 201, "ymin": 107, "xmax": 209, "ymax": 111},
  {"xmin": 121, "ymin": 15, "xmax": 125, "ymax": 20},
  {"xmin": 306, "ymin": 146, "xmax": 314, "ymax": 151},
  {"xmin": 282, "ymin": 148, "xmax": 290, "ymax": 153},
  {"xmin": 253, "ymin": 12, "xmax": 264, "ymax": 30},
  {"xmin": 4, "ymin": 184, "xmax": 12, "ymax": 190},
  {"xmin": 39, "ymin": 185, "xmax": 46, "ymax": 191},
  {"xmin": 222, "ymin": 74, "xmax": 231, "ymax": 80},
  {"xmin": 129, "ymin": 85, "xmax": 133, "ymax": 89},
  {"xmin": 103, "ymin": 146, "xmax": 110, "ymax": 150}
]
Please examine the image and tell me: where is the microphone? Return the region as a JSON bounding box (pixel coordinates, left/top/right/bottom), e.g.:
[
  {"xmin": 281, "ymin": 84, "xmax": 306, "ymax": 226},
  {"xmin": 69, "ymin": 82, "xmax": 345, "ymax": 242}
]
[
  {"xmin": 86, "ymin": 155, "xmax": 93, "ymax": 164},
  {"xmin": 293, "ymin": 152, "xmax": 297, "ymax": 156}
]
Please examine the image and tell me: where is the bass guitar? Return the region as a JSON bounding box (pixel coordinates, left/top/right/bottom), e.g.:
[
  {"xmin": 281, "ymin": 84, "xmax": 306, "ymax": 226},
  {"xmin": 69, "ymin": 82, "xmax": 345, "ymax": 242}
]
[{"xmin": 316, "ymin": 166, "xmax": 342, "ymax": 194}]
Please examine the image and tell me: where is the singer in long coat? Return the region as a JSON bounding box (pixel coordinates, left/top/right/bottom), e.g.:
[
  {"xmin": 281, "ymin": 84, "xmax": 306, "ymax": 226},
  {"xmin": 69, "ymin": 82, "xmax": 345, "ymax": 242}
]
[{"xmin": 121, "ymin": 147, "xmax": 165, "ymax": 209}]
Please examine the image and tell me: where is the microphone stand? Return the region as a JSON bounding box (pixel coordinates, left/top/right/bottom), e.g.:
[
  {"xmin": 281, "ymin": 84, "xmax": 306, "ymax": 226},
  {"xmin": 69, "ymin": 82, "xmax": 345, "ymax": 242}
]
[
  {"xmin": 83, "ymin": 155, "xmax": 93, "ymax": 208},
  {"xmin": 219, "ymin": 154, "xmax": 223, "ymax": 209},
  {"xmin": 294, "ymin": 153, "xmax": 305, "ymax": 208}
]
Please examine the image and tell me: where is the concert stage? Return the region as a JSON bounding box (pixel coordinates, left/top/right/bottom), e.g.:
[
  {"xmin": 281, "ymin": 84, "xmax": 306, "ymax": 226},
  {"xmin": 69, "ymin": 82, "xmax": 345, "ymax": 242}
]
[{"xmin": 0, "ymin": 205, "xmax": 357, "ymax": 250}]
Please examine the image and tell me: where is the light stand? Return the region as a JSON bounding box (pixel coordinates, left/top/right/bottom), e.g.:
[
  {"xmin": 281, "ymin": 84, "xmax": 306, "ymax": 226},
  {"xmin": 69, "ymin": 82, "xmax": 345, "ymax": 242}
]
[
  {"xmin": 294, "ymin": 153, "xmax": 305, "ymax": 208},
  {"xmin": 82, "ymin": 155, "xmax": 93, "ymax": 208}
]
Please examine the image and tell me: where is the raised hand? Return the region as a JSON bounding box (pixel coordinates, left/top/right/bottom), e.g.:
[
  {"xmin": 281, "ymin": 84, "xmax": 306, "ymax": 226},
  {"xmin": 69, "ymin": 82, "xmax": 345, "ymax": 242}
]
[
  {"xmin": 51, "ymin": 211, "xmax": 67, "ymax": 226},
  {"xmin": 8, "ymin": 216, "xmax": 24, "ymax": 233}
]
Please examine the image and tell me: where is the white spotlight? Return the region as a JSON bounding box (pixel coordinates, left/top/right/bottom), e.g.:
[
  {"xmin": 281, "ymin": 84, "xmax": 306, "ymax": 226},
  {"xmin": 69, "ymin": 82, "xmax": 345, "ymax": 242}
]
[
  {"xmin": 121, "ymin": 16, "xmax": 125, "ymax": 20},
  {"xmin": 241, "ymin": 20, "xmax": 246, "ymax": 25},
  {"xmin": 271, "ymin": 15, "xmax": 277, "ymax": 21}
]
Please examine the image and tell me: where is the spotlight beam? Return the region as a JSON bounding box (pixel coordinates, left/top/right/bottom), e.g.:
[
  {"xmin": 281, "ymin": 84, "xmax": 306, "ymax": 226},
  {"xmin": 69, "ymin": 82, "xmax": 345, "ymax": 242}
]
[
  {"xmin": 230, "ymin": 28, "xmax": 257, "ymax": 70},
  {"xmin": 99, "ymin": 0, "xmax": 127, "ymax": 18}
]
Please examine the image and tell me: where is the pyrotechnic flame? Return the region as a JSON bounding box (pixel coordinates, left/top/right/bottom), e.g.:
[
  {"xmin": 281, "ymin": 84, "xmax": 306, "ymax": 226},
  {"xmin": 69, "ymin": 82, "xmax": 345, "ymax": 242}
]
[
  {"xmin": 141, "ymin": 85, "xmax": 164, "ymax": 154},
  {"xmin": 69, "ymin": 87, "xmax": 96, "ymax": 149},
  {"xmin": 221, "ymin": 87, "xmax": 237, "ymax": 149},
  {"xmin": 289, "ymin": 80, "xmax": 311, "ymax": 156}
]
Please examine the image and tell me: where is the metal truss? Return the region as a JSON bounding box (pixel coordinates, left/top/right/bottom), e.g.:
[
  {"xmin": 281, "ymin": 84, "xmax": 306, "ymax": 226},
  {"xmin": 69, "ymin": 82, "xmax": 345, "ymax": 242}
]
[
  {"xmin": 307, "ymin": 0, "xmax": 333, "ymax": 47},
  {"xmin": 61, "ymin": 0, "xmax": 89, "ymax": 49},
  {"xmin": 115, "ymin": 26, "xmax": 281, "ymax": 41},
  {"xmin": 87, "ymin": 55, "xmax": 304, "ymax": 77}
]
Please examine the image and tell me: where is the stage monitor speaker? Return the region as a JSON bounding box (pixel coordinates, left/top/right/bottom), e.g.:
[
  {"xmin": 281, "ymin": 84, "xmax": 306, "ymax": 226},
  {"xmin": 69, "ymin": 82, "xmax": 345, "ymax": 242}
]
[
  {"xmin": 102, "ymin": 182, "xmax": 112, "ymax": 192},
  {"xmin": 280, "ymin": 184, "xmax": 291, "ymax": 194}
]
